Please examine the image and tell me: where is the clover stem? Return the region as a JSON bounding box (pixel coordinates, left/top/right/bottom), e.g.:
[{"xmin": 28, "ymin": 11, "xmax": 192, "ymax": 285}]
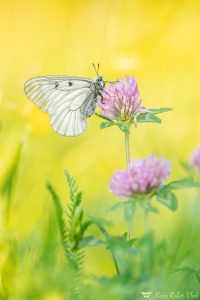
[
  {"xmin": 125, "ymin": 130, "xmax": 130, "ymax": 167},
  {"xmin": 125, "ymin": 130, "xmax": 133, "ymax": 239}
]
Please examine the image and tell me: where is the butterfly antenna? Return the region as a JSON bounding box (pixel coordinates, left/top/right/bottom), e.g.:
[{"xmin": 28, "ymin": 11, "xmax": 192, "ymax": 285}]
[
  {"xmin": 105, "ymin": 80, "xmax": 117, "ymax": 84},
  {"xmin": 92, "ymin": 63, "xmax": 100, "ymax": 78}
]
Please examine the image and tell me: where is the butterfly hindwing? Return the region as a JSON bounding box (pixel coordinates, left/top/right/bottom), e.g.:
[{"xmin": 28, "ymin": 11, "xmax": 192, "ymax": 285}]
[
  {"xmin": 51, "ymin": 107, "xmax": 87, "ymax": 137},
  {"xmin": 24, "ymin": 76, "xmax": 96, "ymax": 136},
  {"xmin": 50, "ymin": 91, "xmax": 97, "ymax": 136}
]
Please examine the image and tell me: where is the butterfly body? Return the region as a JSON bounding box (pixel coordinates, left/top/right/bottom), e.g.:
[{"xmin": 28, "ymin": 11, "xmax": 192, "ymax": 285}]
[
  {"xmin": 24, "ymin": 75, "xmax": 105, "ymax": 136},
  {"xmin": 83, "ymin": 77, "xmax": 105, "ymax": 118}
]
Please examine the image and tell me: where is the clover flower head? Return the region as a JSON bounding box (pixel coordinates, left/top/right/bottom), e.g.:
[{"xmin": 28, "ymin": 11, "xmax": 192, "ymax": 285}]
[
  {"xmin": 190, "ymin": 146, "xmax": 200, "ymax": 173},
  {"xmin": 99, "ymin": 76, "xmax": 147, "ymax": 122},
  {"xmin": 110, "ymin": 155, "xmax": 171, "ymax": 198}
]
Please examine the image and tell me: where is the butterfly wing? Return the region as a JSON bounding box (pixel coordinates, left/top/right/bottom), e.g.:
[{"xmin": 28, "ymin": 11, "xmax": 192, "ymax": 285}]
[{"xmin": 24, "ymin": 76, "xmax": 95, "ymax": 136}]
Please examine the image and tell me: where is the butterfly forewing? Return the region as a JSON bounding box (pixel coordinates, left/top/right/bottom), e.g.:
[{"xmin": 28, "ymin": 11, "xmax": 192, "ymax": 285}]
[{"xmin": 24, "ymin": 76, "xmax": 96, "ymax": 136}]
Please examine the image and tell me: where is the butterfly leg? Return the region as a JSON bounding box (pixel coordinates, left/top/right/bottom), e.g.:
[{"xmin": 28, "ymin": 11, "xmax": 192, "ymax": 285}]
[{"xmin": 98, "ymin": 93, "xmax": 106, "ymax": 104}]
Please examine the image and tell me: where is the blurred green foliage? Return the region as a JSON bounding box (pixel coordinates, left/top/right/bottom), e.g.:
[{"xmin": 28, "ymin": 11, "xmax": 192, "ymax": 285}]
[{"xmin": 1, "ymin": 163, "xmax": 200, "ymax": 299}]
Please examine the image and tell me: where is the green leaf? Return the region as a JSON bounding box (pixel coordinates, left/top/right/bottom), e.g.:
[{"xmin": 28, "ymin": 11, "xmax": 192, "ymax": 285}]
[
  {"xmin": 196, "ymin": 267, "xmax": 200, "ymax": 283},
  {"xmin": 107, "ymin": 237, "xmax": 138, "ymax": 255},
  {"xmin": 79, "ymin": 236, "xmax": 105, "ymax": 248},
  {"xmin": 88, "ymin": 216, "xmax": 111, "ymax": 239},
  {"xmin": 1, "ymin": 237, "xmax": 17, "ymax": 299},
  {"xmin": 166, "ymin": 178, "xmax": 200, "ymax": 190},
  {"xmin": 137, "ymin": 113, "xmax": 161, "ymax": 124},
  {"xmin": 74, "ymin": 192, "xmax": 82, "ymax": 207},
  {"xmin": 1, "ymin": 144, "xmax": 22, "ymax": 198},
  {"xmin": 128, "ymin": 238, "xmax": 138, "ymax": 246},
  {"xmin": 124, "ymin": 201, "xmax": 136, "ymax": 223},
  {"xmin": 180, "ymin": 161, "xmax": 194, "ymax": 173},
  {"xmin": 1, "ymin": 144, "xmax": 23, "ymax": 223},
  {"xmin": 160, "ymin": 264, "xmax": 200, "ymax": 284},
  {"xmin": 148, "ymin": 107, "xmax": 173, "ymax": 114},
  {"xmin": 100, "ymin": 121, "xmax": 115, "ymax": 129},
  {"xmin": 156, "ymin": 189, "xmax": 178, "ymax": 211},
  {"xmin": 47, "ymin": 183, "xmax": 70, "ymax": 257},
  {"xmin": 172, "ymin": 265, "xmax": 195, "ymax": 274},
  {"xmin": 64, "ymin": 169, "xmax": 78, "ymax": 201},
  {"xmin": 122, "ymin": 232, "xmax": 128, "ymax": 240}
]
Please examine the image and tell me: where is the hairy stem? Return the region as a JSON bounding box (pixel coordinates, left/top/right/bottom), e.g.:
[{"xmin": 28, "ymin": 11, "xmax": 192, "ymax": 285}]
[
  {"xmin": 125, "ymin": 130, "xmax": 133, "ymax": 239},
  {"xmin": 125, "ymin": 131, "xmax": 130, "ymax": 167}
]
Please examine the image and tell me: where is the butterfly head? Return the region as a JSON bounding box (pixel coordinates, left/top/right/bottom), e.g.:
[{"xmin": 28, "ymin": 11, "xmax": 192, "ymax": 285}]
[{"xmin": 95, "ymin": 76, "xmax": 105, "ymax": 91}]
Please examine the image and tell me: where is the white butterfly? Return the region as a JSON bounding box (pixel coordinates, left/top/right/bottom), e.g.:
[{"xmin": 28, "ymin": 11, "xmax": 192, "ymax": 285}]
[
  {"xmin": 141, "ymin": 292, "xmax": 152, "ymax": 298},
  {"xmin": 24, "ymin": 74, "xmax": 105, "ymax": 136}
]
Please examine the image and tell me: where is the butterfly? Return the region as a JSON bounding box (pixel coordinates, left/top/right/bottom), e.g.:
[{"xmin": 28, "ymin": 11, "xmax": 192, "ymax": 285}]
[
  {"xmin": 24, "ymin": 65, "xmax": 106, "ymax": 137},
  {"xmin": 141, "ymin": 292, "xmax": 152, "ymax": 298}
]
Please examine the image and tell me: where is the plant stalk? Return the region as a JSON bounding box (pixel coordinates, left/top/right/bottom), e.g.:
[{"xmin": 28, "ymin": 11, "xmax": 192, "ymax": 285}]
[
  {"xmin": 112, "ymin": 254, "xmax": 120, "ymax": 275},
  {"xmin": 125, "ymin": 130, "xmax": 133, "ymax": 239},
  {"xmin": 125, "ymin": 130, "xmax": 130, "ymax": 167}
]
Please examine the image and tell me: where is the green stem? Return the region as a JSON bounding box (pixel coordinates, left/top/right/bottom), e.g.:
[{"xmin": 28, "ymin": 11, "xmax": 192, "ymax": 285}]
[
  {"xmin": 112, "ymin": 253, "xmax": 120, "ymax": 275},
  {"xmin": 125, "ymin": 130, "xmax": 132, "ymax": 240},
  {"xmin": 94, "ymin": 222, "xmax": 120, "ymax": 275},
  {"xmin": 125, "ymin": 130, "xmax": 130, "ymax": 167}
]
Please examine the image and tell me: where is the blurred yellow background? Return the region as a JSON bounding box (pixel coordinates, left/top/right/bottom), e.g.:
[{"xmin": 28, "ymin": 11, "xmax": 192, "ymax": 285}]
[{"xmin": 0, "ymin": 0, "xmax": 200, "ymax": 281}]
